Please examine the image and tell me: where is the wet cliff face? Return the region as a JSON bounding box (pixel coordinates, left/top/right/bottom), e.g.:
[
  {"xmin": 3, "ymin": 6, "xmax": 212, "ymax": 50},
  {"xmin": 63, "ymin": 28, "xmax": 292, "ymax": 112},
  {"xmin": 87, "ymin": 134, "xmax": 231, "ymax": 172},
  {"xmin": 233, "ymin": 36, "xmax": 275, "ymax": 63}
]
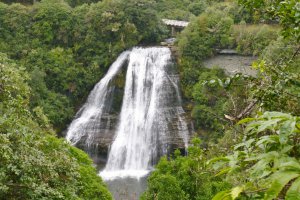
[
  {"xmin": 74, "ymin": 62, "xmax": 128, "ymax": 167},
  {"xmin": 66, "ymin": 47, "xmax": 192, "ymax": 169}
]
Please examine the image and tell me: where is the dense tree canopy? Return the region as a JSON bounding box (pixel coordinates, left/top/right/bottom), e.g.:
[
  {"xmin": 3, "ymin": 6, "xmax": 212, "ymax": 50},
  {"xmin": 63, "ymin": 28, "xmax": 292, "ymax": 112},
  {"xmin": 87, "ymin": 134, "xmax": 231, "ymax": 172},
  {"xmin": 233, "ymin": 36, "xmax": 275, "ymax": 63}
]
[
  {"xmin": 0, "ymin": 54, "xmax": 112, "ymax": 199},
  {"xmin": 0, "ymin": 0, "xmax": 165, "ymax": 131}
]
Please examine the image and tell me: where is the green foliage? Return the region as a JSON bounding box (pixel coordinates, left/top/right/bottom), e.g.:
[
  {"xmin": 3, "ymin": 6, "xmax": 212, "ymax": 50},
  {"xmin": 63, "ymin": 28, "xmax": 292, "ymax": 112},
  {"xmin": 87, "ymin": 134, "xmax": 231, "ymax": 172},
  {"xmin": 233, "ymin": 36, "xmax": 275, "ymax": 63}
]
[
  {"xmin": 22, "ymin": 47, "xmax": 102, "ymax": 128},
  {"xmin": 232, "ymin": 24, "xmax": 279, "ymax": 56},
  {"xmin": 2, "ymin": 0, "xmax": 102, "ymax": 7},
  {"xmin": 32, "ymin": 0, "xmax": 73, "ymax": 47},
  {"xmin": 69, "ymin": 146, "xmax": 112, "ymax": 199},
  {"xmin": 211, "ymin": 112, "xmax": 300, "ymax": 199},
  {"xmin": 177, "ymin": 4, "xmax": 234, "ymax": 62},
  {"xmin": 238, "ymin": 0, "xmax": 300, "ymax": 41},
  {"xmin": 205, "ymin": 1, "xmax": 300, "ymax": 199},
  {"xmin": 142, "ymin": 138, "xmax": 231, "ymax": 200},
  {"xmin": 0, "ymin": 2, "xmax": 31, "ymax": 59},
  {"xmin": 191, "ymin": 69, "xmax": 228, "ymax": 133},
  {"xmin": 155, "ymin": 0, "xmax": 208, "ymax": 20},
  {"xmin": 2, "ymin": 0, "xmax": 299, "ymax": 199},
  {"xmin": 162, "ymin": 1, "xmax": 299, "ymax": 199},
  {"xmin": 0, "ymin": 53, "xmax": 31, "ymax": 125},
  {"xmin": 176, "ymin": 5, "xmax": 256, "ymax": 140},
  {"xmin": 141, "ymin": 174, "xmax": 187, "ymax": 200},
  {"xmin": 177, "ymin": 0, "xmax": 298, "ymax": 146},
  {"xmin": 0, "ymin": 0, "xmax": 165, "ymax": 131},
  {"xmin": 65, "ymin": 0, "xmax": 100, "ymax": 7},
  {"xmin": 188, "ymin": 1, "xmax": 207, "ymax": 16},
  {"xmin": 191, "ymin": 69, "xmax": 253, "ymax": 142},
  {"xmin": 1, "ymin": 0, "xmax": 35, "ymax": 4},
  {"xmin": 251, "ymin": 38, "xmax": 300, "ymax": 115},
  {"xmin": 176, "ymin": 2, "xmax": 236, "ymax": 114},
  {"xmin": 118, "ymin": 0, "xmax": 166, "ymax": 43},
  {"xmin": 231, "ymin": 0, "xmax": 300, "ymax": 118},
  {"xmin": 0, "ymin": 52, "xmax": 112, "ymax": 200}
]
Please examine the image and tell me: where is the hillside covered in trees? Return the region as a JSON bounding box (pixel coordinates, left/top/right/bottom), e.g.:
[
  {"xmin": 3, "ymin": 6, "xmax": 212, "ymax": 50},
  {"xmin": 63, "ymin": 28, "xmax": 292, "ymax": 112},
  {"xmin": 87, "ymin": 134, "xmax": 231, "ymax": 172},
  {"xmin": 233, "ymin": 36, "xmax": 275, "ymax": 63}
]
[
  {"xmin": 0, "ymin": 0, "xmax": 299, "ymax": 199},
  {"xmin": 143, "ymin": 0, "xmax": 300, "ymax": 199}
]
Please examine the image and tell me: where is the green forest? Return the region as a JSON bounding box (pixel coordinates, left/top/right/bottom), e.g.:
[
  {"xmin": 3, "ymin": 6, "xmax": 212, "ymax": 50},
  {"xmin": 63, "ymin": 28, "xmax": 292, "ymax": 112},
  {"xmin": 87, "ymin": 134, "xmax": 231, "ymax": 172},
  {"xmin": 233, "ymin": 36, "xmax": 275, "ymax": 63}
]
[{"xmin": 0, "ymin": 0, "xmax": 299, "ymax": 199}]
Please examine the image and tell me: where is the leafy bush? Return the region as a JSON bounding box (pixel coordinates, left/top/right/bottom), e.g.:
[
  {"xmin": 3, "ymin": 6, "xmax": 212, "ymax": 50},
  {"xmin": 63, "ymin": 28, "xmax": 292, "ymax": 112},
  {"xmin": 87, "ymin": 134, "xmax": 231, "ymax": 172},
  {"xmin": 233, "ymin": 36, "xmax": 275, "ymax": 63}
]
[
  {"xmin": 31, "ymin": 0, "xmax": 73, "ymax": 47},
  {"xmin": 191, "ymin": 68, "xmax": 253, "ymax": 142},
  {"xmin": 249, "ymin": 37, "xmax": 300, "ymax": 116},
  {"xmin": 211, "ymin": 112, "xmax": 300, "ymax": 200},
  {"xmin": 232, "ymin": 23, "xmax": 280, "ymax": 56},
  {"xmin": 188, "ymin": 1, "xmax": 207, "ymax": 16},
  {"xmin": 191, "ymin": 69, "xmax": 228, "ymax": 133},
  {"xmin": 177, "ymin": 6, "xmax": 234, "ymax": 62},
  {"xmin": 238, "ymin": 0, "xmax": 300, "ymax": 41},
  {"xmin": 0, "ymin": 53, "xmax": 112, "ymax": 200},
  {"xmin": 0, "ymin": 2, "xmax": 31, "ymax": 59},
  {"xmin": 155, "ymin": 0, "xmax": 208, "ymax": 20},
  {"xmin": 142, "ymin": 138, "xmax": 231, "ymax": 200},
  {"xmin": 177, "ymin": 2, "xmax": 235, "ymax": 103}
]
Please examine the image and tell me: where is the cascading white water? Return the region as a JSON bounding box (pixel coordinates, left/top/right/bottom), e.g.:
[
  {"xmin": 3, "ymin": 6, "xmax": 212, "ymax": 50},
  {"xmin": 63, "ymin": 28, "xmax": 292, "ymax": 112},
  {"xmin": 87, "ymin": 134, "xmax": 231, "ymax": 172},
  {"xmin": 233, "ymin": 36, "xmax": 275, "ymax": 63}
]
[
  {"xmin": 66, "ymin": 47, "xmax": 189, "ymax": 182},
  {"xmin": 100, "ymin": 47, "xmax": 189, "ymax": 179},
  {"xmin": 66, "ymin": 51, "xmax": 129, "ymax": 146}
]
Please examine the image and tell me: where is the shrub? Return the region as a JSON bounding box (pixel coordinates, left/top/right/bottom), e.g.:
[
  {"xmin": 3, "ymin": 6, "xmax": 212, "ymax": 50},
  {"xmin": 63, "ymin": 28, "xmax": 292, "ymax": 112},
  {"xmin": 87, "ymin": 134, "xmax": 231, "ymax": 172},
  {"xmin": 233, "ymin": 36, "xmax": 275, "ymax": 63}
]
[
  {"xmin": 141, "ymin": 139, "xmax": 231, "ymax": 200},
  {"xmin": 232, "ymin": 23, "xmax": 280, "ymax": 56},
  {"xmin": 0, "ymin": 54, "xmax": 112, "ymax": 199}
]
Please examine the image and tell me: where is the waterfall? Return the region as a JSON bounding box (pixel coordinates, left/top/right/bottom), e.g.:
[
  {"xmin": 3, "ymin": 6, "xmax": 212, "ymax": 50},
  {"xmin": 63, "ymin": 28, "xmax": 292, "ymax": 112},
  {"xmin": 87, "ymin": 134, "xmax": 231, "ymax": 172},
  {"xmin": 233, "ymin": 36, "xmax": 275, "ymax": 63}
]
[
  {"xmin": 66, "ymin": 51, "xmax": 129, "ymax": 147},
  {"xmin": 66, "ymin": 47, "xmax": 189, "ymax": 180},
  {"xmin": 101, "ymin": 47, "xmax": 189, "ymax": 179}
]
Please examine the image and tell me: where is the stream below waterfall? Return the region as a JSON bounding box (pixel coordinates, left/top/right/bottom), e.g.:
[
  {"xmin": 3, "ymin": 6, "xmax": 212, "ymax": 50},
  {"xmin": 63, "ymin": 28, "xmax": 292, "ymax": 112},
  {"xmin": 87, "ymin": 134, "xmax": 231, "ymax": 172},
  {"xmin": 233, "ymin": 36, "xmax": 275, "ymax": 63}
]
[{"xmin": 66, "ymin": 47, "xmax": 190, "ymax": 199}]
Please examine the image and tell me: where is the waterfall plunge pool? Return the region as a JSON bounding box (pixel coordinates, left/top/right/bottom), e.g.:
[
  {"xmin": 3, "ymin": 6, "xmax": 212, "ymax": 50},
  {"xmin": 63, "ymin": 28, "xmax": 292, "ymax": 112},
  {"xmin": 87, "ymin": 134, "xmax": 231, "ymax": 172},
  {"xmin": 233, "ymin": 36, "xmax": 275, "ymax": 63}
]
[{"xmin": 105, "ymin": 176, "xmax": 148, "ymax": 200}]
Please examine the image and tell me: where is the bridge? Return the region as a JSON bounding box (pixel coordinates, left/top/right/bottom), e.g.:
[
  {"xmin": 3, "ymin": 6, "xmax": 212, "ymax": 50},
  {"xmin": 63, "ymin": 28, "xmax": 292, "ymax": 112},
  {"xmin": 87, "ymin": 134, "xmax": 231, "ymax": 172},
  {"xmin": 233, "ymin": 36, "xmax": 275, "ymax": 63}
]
[{"xmin": 162, "ymin": 19, "xmax": 189, "ymax": 36}]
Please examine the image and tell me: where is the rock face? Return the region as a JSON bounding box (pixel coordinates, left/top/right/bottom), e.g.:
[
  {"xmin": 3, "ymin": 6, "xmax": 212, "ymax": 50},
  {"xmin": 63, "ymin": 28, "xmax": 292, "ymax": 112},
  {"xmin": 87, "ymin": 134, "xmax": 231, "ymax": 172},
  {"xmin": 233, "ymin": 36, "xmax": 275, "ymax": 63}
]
[
  {"xmin": 74, "ymin": 87, "xmax": 125, "ymax": 166},
  {"xmin": 66, "ymin": 47, "xmax": 191, "ymax": 168}
]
